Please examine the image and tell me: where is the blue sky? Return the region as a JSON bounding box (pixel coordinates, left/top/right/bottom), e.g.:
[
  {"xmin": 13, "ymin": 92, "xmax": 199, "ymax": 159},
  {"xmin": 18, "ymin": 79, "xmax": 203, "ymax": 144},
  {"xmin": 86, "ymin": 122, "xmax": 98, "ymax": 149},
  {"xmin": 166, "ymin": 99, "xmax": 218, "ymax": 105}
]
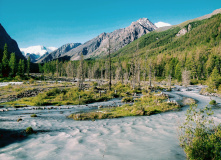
[{"xmin": 0, "ymin": 0, "xmax": 220, "ymax": 48}]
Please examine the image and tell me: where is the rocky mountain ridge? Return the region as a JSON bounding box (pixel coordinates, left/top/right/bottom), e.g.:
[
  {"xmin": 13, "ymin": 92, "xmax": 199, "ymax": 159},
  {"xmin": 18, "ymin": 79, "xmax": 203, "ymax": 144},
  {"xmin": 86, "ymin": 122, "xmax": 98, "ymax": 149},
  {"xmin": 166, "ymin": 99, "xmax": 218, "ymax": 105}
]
[
  {"xmin": 37, "ymin": 43, "xmax": 82, "ymax": 63},
  {"xmin": 39, "ymin": 18, "xmax": 157, "ymax": 62}
]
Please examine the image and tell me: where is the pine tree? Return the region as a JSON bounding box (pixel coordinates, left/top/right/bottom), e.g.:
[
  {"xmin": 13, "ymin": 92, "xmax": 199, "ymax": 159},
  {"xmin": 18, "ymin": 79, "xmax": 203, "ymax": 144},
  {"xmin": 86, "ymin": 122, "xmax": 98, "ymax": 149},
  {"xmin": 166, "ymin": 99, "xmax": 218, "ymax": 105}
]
[
  {"xmin": 17, "ymin": 59, "xmax": 22, "ymax": 76},
  {"xmin": 2, "ymin": 43, "xmax": 9, "ymax": 77},
  {"xmin": 9, "ymin": 52, "xmax": 16, "ymax": 77},
  {"xmin": 38, "ymin": 63, "xmax": 43, "ymax": 73},
  {"xmin": 27, "ymin": 56, "xmax": 30, "ymax": 76},
  {"xmin": 0, "ymin": 63, "xmax": 2, "ymax": 77},
  {"xmin": 175, "ymin": 62, "xmax": 182, "ymax": 81},
  {"xmin": 21, "ymin": 60, "xmax": 25, "ymax": 77},
  {"xmin": 208, "ymin": 67, "xmax": 220, "ymax": 89}
]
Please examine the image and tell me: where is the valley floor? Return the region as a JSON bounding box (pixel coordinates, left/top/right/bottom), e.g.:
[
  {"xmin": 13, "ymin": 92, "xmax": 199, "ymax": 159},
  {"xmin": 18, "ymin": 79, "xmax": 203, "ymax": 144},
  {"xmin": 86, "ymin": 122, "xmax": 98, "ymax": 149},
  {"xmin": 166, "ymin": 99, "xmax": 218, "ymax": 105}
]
[{"xmin": 0, "ymin": 84, "xmax": 221, "ymax": 159}]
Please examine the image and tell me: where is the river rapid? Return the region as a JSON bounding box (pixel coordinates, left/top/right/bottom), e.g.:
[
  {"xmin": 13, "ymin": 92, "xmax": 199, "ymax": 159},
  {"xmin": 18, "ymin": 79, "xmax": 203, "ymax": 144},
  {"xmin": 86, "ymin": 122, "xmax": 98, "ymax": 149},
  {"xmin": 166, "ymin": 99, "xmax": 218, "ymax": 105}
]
[{"xmin": 1, "ymin": 85, "xmax": 221, "ymax": 160}]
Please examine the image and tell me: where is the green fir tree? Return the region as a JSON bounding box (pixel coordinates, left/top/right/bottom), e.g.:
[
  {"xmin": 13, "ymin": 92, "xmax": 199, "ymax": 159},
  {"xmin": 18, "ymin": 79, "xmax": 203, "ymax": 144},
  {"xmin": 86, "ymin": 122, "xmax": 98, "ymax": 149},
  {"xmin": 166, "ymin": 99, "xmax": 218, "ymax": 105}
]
[{"xmin": 9, "ymin": 52, "xmax": 16, "ymax": 77}]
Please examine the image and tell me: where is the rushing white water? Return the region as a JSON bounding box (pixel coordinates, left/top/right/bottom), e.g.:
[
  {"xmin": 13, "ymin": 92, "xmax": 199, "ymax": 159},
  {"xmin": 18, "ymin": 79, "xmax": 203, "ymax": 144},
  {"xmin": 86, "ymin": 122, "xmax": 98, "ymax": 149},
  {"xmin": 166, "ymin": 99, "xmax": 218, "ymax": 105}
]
[
  {"xmin": 0, "ymin": 86, "xmax": 221, "ymax": 160},
  {"xmin": 0, "ymin": 82, "xmax": 23, "ymax": 87}
]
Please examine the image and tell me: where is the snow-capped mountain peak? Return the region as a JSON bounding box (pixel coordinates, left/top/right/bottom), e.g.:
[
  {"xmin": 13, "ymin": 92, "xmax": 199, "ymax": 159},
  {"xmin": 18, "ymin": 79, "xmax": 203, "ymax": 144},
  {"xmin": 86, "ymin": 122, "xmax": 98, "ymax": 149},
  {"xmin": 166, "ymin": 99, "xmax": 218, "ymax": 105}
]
[{"xmin": 20, "ymin": 45, "xmax": 57, "ymax": 57}]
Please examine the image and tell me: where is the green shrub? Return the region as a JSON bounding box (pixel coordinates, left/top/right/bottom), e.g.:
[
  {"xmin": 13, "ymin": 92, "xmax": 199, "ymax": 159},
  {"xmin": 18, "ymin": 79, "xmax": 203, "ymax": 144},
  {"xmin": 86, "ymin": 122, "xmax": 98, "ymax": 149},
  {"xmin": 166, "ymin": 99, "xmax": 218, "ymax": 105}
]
[
  {"xmin": 190, "ymin": 79, "xmax": 199, "ymax": 85},
  {"xmin": 122, "ymin": 97, "xmax": 133, "ymax": 102},
  {"xmin": 46, "ymin": 88, "xmax": 62, "ymax": 96},
  {"xmin": 209, "ymin": 100, "xmax": 217, "ymax": 105},
  {"xmin": 30, "ymin": 114, "xmax": 37, "ymax": 117},
  {"xmin": 25, "ymin": 127, "xmax": 34, "ymax": 134},
  {"xmin": 32, "ymin": 93, "xmax": 46, "ymax": 106},
  {"xmin": 179, "ymin": 105, "xmax": 221, "ymax": 160},
  {"xmin": 14, "ymin": 75, "xmax": 22, "ymax": 81},
  {"xmin": 29, "ymin": 78, "xmax": 35, "ymax": 84}
]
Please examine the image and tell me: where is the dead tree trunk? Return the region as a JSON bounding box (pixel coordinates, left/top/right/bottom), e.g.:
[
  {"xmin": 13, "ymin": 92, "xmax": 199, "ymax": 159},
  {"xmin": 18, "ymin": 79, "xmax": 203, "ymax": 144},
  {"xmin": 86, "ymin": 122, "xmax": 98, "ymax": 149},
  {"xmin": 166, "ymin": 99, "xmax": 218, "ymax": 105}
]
[
  {"xmin": 77, "ymin": 53, "xmax": 85, "ymax": 90},
  {"xmin": 108, "ymin": 38, "xmax": 112, "ymax": 91},
  {"xmin": 149, "ymin": 63, "xmax": 152, "ymax": 89}
]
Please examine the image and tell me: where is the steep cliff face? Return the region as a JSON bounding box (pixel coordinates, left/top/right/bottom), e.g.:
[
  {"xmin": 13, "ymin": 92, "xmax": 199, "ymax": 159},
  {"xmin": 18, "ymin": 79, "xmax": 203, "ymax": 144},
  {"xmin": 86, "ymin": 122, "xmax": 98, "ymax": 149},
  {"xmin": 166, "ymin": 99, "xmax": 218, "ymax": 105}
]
[
  {"xmin": 63, "ymin": 18, "xmax": 157, "ymax": 60},
  {"xmin": 37, "ymin": 43, "xmax": 81, "ymax": 63},
  {"xmin": 0, "ymin": 24, "xmax": 25, "ymax": 61}
]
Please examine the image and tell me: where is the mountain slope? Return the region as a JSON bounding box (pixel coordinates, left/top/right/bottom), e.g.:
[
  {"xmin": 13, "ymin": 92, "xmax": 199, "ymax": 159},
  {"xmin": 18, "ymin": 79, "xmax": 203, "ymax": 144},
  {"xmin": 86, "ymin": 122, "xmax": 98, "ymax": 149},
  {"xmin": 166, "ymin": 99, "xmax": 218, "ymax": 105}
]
[
  {"xmin": 155, "ymin": 8, "xmax": 221, "ymax": 32},
  {"xmin": 103, "ymin": 12, "xmax": 221, "ymax": 81},
  {"xmin": 108, "ymin": 10, "xmax": 221, "ymax": 61},
  {"xmin": 37, "ymin": 43, "xmax": 81, "ymax": 63},
  {"xmin": 0, "ymin": 24, "xmax": 26, "ymax": 61}
]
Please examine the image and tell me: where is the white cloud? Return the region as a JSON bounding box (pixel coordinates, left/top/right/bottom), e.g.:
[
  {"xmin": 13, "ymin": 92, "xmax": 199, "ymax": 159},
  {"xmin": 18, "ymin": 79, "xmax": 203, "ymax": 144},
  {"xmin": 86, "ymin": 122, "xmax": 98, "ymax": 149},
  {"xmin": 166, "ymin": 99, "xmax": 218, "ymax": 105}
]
[{"xmin": 154, "ymin": 22, "xmax": 172, "ymax": 28}]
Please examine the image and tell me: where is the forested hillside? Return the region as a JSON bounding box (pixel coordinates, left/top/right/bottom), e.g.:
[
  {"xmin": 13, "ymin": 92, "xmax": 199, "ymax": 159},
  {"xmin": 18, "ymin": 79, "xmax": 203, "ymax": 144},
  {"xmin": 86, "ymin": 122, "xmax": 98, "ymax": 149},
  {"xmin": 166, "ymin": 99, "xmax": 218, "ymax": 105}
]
[{"xmin": 36, "ymin": 14, "xmax": 221, "ymax": 92}]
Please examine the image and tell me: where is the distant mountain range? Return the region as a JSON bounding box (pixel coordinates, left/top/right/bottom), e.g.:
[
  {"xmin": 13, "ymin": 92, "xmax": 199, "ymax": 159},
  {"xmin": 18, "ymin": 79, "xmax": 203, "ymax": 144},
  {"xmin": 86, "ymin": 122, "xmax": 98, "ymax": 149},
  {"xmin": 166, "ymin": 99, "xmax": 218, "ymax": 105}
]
[
  {"xmin": 20, "ymin": 46, "xmax": 57, "ymax": 62},
  {"xmin": 38, "ymin": 18, "xmax": 157, "ymax": 62},
  {"xmin": 36, "ymin": 43, "xmax": 81, "ymax": 63}
]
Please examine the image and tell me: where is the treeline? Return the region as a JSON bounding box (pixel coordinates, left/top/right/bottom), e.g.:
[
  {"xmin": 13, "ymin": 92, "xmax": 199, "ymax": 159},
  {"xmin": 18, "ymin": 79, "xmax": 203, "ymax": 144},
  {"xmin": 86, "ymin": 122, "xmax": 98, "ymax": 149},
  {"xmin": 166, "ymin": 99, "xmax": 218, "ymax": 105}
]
[
  {"xmin": 0, "ymin": 44, "xmax": 30, "ymax": 78},
  {"xmin": 40, "ymin": 48, "xmax": 221, "ymax": 89}
]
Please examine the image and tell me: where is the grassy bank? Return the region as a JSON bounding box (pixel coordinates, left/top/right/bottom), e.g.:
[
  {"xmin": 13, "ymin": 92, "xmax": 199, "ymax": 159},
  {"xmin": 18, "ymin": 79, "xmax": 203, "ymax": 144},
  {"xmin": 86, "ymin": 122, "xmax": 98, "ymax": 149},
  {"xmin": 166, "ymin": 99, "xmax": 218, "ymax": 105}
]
[
  {"xmin": 68, "ymin": 92, "xmax": 181, "ymax": 120},
  {"xmin": 3, "ymin": 83, "xmax": 141, "ymax": 107}
]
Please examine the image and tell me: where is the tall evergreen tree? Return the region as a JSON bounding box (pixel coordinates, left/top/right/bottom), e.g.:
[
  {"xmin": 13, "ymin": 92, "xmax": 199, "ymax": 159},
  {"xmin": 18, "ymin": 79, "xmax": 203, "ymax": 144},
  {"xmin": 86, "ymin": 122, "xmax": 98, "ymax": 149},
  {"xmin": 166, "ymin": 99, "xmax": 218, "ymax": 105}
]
[
  {"xmin": 27, "ymin": 56, "xmax": 30, "ymax": 76},
  {"xmin": 0, "ymin": 63, "xmax": 2, "ymax": 77},
  {"xmin": 17, "ymin": 59, "xmax": 22, "ymax": 76},
  {"xmin": 2, "ymin": 43, "xmax": 9, "ymax": 77},
  {"xmin": 21, "ymin": 60, "xmax": 25, "ymax": 77},
  {"xmin": 208, "ymin": 67, "xmax": 220, "ymax": 89},
  {"xmin": 175, "ymin": 62, "xmax": 182, "ymax": 82},
  {"xmin": 9, "ymin": 52, "xmax": 16, "ymax": 77}
]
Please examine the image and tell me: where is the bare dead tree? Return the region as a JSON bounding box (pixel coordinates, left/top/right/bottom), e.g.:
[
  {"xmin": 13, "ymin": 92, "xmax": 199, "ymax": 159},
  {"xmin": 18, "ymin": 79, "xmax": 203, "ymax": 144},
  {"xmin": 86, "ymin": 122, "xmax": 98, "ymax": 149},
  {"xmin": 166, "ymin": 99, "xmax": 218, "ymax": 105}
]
[
  {"xmin": 108, "ymin": 38, "xmax": 112, "ymax": 90},
  {"xmin": 56, "ymin": 60, "xmax": 59, "ymax": 78},
  {"xmin": 66, "ymin": 61, "xmax": 74, "ymax": 78},
  {"xmin": 136, "ymin": 58, "xmax": 141, "ymax": 87},
  {"xmin": 77, "ymin": 53, "xmax": 85, "ymax": 90},
  {"xmin": 124, "ymin": 71, "xmax": 129, "ymax": 84},
  {"xmin": 143, "ymin": 57, "xmax": 147, "ymax": 82},
  {"xmin": 149, "ymin": 62, "xmax": 152, "ymax": 89},
  {"xmin": 182, "ymin": 69, "xmax": 191, "ymax": 87},
  {"xmin": 105, "ymin": 61, "xmax": 109, "ymax": 80},
  {"xmin": 130, "ymin": 59, "xmax": 135, "ymax": 90},
  {"xmin": 134, "ymin": 42, "xmax": 141, "ymax": 88},
  {"xmin": 88, "ymin": 67, "xmax": 92, "ymax": 81},
  {"xmin": 72, "ymin": 62, "xmax": 77, "ymax": 79},
  {"xmin": 100, "ymin": 64, "xmax": 104, "ymax": 85},
  {"xmin": 115, "ymin": 57, "xmax": 123, "ymax": 83},
  {"xmin": 168, "ymin": 71, "xmax": 172, "ymax": 90}
]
